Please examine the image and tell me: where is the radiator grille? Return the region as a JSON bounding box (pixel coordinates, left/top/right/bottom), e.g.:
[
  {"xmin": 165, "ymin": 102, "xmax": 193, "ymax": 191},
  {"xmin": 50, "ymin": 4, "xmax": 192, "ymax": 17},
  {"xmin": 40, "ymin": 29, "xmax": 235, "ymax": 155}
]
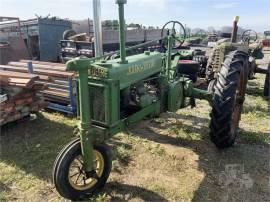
[{"xmin": 89, "ymin": 86, "xmax": 105, "ymax": 123}]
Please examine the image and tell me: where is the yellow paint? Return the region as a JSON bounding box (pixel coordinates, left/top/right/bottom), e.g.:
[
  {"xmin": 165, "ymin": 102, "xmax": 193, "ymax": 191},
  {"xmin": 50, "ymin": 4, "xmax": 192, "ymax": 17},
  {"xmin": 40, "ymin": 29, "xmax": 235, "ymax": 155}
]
[
  {"xmin": 127, "ymin": 61, "xmax": 154, "ymax": 75},
  {"xmin": 68, "ymin": 150, "xmax": 105, "ymax": 191},
  {"xmin": 234, "ymin": 16, "xmax": 240, "ymax": 22},
  {"xmin": 89, "ymin": 67, "xmax": 108, "ymax": 78}
]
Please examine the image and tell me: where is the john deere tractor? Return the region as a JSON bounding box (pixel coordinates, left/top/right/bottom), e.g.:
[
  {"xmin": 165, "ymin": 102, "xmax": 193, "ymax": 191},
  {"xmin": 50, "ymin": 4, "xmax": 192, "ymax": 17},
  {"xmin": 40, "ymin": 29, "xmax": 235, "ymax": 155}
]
[
  {"xmin": 52, "ymin": 1, "xmax": 250, "ymax": 200},
  {"xmin": 205, "ymin": 18, "xmax": 269, "ymax": 97}
]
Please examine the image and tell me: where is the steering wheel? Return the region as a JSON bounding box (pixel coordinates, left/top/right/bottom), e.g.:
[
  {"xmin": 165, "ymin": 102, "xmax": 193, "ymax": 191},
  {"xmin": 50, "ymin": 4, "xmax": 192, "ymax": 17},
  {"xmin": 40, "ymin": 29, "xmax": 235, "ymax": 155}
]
[
  {"xmin": 241, "ymin": 29, "xmax": 258, "ymax": 44},
  {"xmin": 161, "ymin": 21, "xmax": 186, "ymax": 50}
]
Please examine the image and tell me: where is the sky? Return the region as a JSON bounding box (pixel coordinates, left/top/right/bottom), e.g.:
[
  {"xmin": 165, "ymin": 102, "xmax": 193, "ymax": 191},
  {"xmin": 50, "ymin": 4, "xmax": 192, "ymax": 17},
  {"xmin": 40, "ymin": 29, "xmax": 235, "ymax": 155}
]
[{"xmin": 0, "ymin": 0, "xmax": 269, "ymax": 32}]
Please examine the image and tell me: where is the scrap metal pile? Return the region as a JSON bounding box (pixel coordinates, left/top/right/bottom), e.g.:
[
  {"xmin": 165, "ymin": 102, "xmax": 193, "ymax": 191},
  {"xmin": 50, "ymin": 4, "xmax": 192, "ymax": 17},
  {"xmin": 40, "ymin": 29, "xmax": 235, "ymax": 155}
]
[{"xmin": 0, "ymin": 70, "xmax": 48, "ymax": 126}]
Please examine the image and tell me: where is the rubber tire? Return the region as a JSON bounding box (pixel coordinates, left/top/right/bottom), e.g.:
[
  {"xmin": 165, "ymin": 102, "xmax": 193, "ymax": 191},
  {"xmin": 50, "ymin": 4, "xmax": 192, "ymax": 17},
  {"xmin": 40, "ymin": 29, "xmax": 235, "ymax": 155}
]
[
  {"xmin": 207, "ymin": 79, "xmax": 217, "ymax": 93},
  {"xmin": 209, "ymin": 50, "xmax": 248, "ymax": 149},
  {"xmin": 263, "ymin": 65, "xmax": 269, "ymax": 97},
  {"xmin": 52, "ymin": 138, "xmax": 80, "ymax": 186},
  {"xmin": 53, "ymin": 141, "xmax": 112, "ymax": 201},
  {"xmin": 63, "ymin": 29, "xmax": 77, "ymax": 40}
]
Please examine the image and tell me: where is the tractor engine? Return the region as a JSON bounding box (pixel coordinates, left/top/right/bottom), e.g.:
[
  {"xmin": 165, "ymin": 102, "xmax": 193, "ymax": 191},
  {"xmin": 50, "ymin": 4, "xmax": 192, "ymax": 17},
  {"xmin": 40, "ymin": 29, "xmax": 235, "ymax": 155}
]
[
  {"xmin": 85, "ymin": 51, "xmax": 163, "ymax": 127},
  {"xmin": 120, "ymin": 77, "xmax": 159, "ymax": 117}
]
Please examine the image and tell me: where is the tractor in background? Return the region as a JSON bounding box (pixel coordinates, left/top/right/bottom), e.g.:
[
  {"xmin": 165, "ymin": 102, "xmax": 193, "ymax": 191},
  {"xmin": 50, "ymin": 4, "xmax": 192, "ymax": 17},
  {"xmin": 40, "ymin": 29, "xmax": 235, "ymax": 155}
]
[
  {"xmin": 205, "ymin": 18, "xmax": 269, "ymax": 97},
  {"xmin": 262, "ymin": 31, "xmax": 270, "ymax": 47},
  {"xmin": 52, "ymin": 1, "xmax": 250, "ymax": 200}
]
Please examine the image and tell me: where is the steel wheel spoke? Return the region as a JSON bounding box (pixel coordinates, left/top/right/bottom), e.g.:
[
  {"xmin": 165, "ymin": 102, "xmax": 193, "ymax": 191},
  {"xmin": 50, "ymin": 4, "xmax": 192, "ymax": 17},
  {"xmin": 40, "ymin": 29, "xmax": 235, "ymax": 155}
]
[
  {"xmin": 172, "ymin": 22, "xmax": 176, "ymax": 30},
  {"xmin": 70, "ymin": 172, "xmax": 80, "ymax": 178},
  {"xmin": 76, "ymin": 157, "xmax": 84, "ymax": 165},
  {"xmin": 75, "ymin": 173, "xmax": 82, "ymax": 184}
]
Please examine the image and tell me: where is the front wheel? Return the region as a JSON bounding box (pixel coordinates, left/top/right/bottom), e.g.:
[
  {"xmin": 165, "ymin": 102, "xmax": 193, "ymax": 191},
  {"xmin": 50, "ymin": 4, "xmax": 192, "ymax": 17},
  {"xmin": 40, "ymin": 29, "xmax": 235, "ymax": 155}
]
[
  {"xmin": 209, "ymin": 50, "xmax": 248, "ymax": 148},
  {"xmin": 53, "ymin": 141, "xmax": 112, "ymax": 200}
]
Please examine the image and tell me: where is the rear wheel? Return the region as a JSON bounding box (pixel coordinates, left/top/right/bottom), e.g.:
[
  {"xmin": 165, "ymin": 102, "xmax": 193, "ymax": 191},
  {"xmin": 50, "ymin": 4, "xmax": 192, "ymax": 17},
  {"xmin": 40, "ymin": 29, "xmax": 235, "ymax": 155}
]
[
  {"xmin": 53, "ymin": 140, "xmax": 112, "ymax": 200},
  {"xmin": 207, "ymin": 79, "xmax": 217, "ymax": 93},
  {"xmin": 210, "ymin": 51, "xmax": 248, "ymax": 148}
]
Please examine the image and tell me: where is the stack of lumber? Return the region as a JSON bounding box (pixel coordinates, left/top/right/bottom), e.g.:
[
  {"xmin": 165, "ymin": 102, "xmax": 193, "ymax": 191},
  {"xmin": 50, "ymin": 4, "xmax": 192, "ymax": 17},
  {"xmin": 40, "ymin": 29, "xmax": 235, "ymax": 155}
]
[
  {"xmin": 0, "ymin": 60, "xmax": 76, "ymax": 114},
  {"xmin": 0, "ymin": 70, "xmax": 49, "ymax": 126}
]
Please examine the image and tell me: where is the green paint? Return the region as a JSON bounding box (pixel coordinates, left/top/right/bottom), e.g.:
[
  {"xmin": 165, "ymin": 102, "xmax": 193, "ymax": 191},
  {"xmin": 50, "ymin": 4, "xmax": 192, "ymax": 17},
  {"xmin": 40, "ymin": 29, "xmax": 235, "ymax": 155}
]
[
  {"xmin": 60, "ymin": 0, "xmax": 214, "ymax": 179},
  {"xmin": 66, "ymin": 58, "xmax": 94, "ymax": 171}
]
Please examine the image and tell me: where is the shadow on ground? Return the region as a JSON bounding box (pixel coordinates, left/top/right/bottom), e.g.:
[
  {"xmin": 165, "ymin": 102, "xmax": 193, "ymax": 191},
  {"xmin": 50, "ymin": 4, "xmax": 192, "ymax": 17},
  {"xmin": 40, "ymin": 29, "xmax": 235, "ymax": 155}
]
[
  {"xmin": 246, "ymin": 79, "xmax": 268, "ymax": 100},
  {"xmin": 102, "ymin": 182, "xmax": 168, "ymax": 201},
  {"xmin": 0, "ymin": 113, "xmax": 75, "ymax": 181},
  {"xmin": 128, "ymin": 111, "xmax": 270, "ymax": 201},
  {"xmin": 1, "ymin": 78, "xmax": 269, "ymax": 201},
  {"xmin": 0, "ymin": 113, "xmax": 165, "ymax": 201}
]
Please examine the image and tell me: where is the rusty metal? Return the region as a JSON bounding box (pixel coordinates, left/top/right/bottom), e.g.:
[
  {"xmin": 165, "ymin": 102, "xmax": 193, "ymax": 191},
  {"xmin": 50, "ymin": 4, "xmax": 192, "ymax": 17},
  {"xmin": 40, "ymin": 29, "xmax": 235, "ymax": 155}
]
[
  {"xmin": 231, "ymin": 16, "xmax": 239, "ymax": 43},
  {"xmin": 231, "ymin": 62, "xmax": 248, "ymax": 135}
]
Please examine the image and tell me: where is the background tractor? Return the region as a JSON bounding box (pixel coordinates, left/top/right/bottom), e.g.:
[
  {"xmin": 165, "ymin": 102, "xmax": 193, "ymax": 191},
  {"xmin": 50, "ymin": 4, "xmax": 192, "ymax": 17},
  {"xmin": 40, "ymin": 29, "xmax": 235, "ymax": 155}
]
[
  {"xmin": 52, "ymin": 1, "xmax": 250, "ymax": 200},
  {"xmin": 205, "ymin": 18, "xmax": 269, "ymax": 97},
  {"xmin": 262, "ymin": 30, "xmax": 270, "ymax": 47}
]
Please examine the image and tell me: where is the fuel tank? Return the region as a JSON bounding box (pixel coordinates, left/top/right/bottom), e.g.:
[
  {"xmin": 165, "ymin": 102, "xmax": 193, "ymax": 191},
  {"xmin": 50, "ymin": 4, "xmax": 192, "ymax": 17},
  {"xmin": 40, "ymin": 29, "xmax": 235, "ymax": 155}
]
[{"xmin": 88, "ymin": 51, "xmax": 163, "ymax": 89}]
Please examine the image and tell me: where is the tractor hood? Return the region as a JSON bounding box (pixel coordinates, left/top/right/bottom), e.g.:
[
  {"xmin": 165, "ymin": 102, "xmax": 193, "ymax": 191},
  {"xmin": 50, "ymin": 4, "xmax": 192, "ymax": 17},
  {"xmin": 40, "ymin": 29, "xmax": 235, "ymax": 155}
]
[{"xmin": 88, "ymin": 51, "xmax": 163, "ymax": 89}]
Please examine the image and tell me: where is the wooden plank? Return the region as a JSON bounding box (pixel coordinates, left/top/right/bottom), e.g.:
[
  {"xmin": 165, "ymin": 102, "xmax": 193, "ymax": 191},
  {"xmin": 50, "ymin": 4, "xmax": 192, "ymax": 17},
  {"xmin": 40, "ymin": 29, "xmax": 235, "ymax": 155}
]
[
  {"xmin": 0, "ymin": 69, "xmax": 52, "ymax": 82},
  {"xmin": 43, "ymin": 95, "xmax": 69, "ymax": 103},
  {"xmin": 8, "ymin": 78, "xmax": 35, "ymax": 88},
  {"xmin": 0, "ymin": 70, "xmax": 39, "ymax": 79},
  {"xmin": 0, "ymin": 71, "xmax": 38, "ymax": 88},
  {"xmin": 9, "ymin": 61, "xmax": 67, "ymax": 72},
  {"xmin": 41, "ymin": 89, "xmax": 69, "ymax": 98},
  {"xmin": 20, "ymin": 60, "xmax": 66, "ymax": 67},
  {"xmin": 0, "ymin": 65, "xmax": 74, "ymax": 78}
]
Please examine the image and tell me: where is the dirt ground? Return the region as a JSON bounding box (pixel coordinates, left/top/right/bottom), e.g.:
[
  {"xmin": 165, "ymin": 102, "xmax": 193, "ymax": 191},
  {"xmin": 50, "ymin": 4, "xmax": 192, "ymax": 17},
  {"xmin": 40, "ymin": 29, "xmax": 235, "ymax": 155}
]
[{"xmin": 0, "ymin": 55, "xmax": 269, "ymax": 201}]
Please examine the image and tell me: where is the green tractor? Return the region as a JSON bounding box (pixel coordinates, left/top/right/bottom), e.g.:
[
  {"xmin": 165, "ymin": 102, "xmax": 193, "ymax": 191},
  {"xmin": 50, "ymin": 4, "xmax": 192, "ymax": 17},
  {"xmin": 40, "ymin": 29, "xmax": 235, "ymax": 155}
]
[
  {"xmin": 205, "ymin": 19, "xmax": 269, "ymax": 97},
  {"xmin": 52, "ymin": 1, "xmax": 250, "ymax": 200}
]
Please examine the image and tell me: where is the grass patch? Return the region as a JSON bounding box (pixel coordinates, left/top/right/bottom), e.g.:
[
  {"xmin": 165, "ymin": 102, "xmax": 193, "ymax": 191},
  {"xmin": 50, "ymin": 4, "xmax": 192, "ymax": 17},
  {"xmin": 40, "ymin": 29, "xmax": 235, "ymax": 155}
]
[
  {"xmin": 113, "ymin": 144, "xmax": 132, "ymax": 165},
  {"xmin": 142, "ymin": 142, "xmax": 166, "ymax": 156},
  {"xmin": 0, "ymin": 71, "xmax": 269, "ymax": 201},
  {"xmin": 239, "ymin": 130, "xmax": 270, "ymax": 145}
]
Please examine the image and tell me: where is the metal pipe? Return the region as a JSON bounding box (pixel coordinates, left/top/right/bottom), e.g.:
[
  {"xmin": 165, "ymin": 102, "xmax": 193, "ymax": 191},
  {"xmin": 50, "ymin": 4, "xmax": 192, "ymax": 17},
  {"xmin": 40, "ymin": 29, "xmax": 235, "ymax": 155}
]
[
  {"xmin": 93, "ymin": 0, "xmax": 103, "ymax": 57},
  {"xmin": 116, "ymin": 0, "xmax": 128, "ymax": 64},
  {"xmin": 76, "ymin": 36, "xmax": 166, "ymax": 64},
  {"xmin": 166, "ymin": 36, "xmax": 173, "ymax": 80},
  {"xmin": 231, "ymin": 16, "xmax": 239, "ymax": 43}
]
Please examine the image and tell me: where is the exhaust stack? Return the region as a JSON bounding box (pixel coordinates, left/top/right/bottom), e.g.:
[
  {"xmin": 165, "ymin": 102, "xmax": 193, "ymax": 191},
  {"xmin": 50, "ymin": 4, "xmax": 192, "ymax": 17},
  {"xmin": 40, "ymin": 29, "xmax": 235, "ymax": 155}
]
[
  {"xmin": 116, "ymin": 0, "xmax": 128, "ymax": 64},
  {"xmin": 231, "ymin": 16, "xmax": 239, "ymax": 43}
]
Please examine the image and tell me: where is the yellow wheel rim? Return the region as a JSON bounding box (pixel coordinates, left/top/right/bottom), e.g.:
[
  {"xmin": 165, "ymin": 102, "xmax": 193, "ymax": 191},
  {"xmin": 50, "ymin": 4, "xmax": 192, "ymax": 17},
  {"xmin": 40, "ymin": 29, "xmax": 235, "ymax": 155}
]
[{"xmin": 68, "ymin": 150, "xmax": 105, "ymax": 191}]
